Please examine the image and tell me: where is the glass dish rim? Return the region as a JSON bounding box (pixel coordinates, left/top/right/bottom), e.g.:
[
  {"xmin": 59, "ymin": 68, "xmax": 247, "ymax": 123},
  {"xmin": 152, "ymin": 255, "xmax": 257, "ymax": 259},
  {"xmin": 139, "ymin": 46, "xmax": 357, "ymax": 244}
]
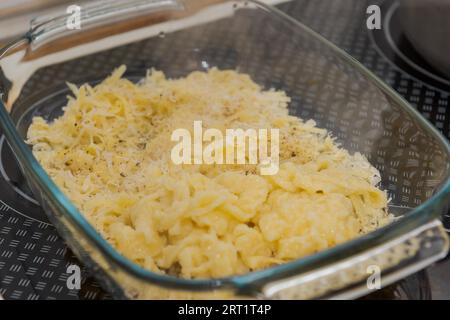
[{"xmin": 0, "ymin": 0, "xmax": 449, "ymax": 292}]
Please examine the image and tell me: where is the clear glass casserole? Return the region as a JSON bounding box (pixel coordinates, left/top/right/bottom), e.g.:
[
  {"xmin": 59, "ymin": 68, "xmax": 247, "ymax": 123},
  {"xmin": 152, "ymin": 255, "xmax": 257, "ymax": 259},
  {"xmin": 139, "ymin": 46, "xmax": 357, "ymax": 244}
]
[{"xmin": 0, "ymin": 0, "xmax": 449, "ymax": 299}]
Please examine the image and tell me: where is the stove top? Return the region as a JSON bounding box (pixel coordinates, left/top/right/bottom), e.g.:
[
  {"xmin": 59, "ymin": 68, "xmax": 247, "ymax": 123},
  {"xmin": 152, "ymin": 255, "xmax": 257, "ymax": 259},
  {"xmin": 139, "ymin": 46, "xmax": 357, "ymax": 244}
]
[{"xmin": 0, "ymin": 0, "xmax": 449, "ymax": 300}]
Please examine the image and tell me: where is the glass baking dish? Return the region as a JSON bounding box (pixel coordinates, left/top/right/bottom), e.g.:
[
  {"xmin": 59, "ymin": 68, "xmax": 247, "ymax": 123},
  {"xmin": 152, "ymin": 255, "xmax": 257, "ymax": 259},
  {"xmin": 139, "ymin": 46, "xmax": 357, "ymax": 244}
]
[{"xmin": 0, "ymin": 0, "xmax": 449, "ymax": 299}]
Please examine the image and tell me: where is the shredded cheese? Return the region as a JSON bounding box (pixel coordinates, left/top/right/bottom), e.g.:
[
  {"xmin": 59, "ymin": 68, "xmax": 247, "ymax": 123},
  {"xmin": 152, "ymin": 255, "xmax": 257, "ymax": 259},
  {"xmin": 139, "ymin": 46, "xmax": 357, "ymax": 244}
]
[{"xmin": 27, "ymin": 66, "xmax": 392, "ymax": 280}]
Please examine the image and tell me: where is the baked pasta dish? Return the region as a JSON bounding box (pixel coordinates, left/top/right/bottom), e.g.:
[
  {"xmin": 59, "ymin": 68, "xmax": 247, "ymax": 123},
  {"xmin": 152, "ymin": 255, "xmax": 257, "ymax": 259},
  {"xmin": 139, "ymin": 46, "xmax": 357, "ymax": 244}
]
[{"xmin": 27, "ymin": 66, "xmax": 392, "ymax": 280}]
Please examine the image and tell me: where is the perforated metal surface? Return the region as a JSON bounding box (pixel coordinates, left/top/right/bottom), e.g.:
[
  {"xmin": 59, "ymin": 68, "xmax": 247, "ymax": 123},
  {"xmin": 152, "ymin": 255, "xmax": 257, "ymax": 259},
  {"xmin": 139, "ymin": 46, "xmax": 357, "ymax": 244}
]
[{"xmin": 0, "ymin": 0, "xmax": 448, "ymax": 300}]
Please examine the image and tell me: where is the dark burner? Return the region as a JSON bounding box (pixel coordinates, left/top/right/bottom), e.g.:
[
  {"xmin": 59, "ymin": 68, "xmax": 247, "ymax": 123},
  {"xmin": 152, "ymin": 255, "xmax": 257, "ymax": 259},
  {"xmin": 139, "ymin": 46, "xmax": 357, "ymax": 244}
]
[
  {"xmin": 370, "ymin": 0, "xmax": 450, "ymax": 92},
  {"xmin": 0, "ymin": 137, "xmax": 48, "ymax": 224}
]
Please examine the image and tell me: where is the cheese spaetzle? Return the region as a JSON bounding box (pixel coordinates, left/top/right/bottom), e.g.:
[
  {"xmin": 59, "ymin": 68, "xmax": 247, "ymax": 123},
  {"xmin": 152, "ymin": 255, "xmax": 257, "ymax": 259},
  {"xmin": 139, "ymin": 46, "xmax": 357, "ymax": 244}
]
[{"xmin": 27, "ymin": 66, "xmax": 392, "ymax": 279}]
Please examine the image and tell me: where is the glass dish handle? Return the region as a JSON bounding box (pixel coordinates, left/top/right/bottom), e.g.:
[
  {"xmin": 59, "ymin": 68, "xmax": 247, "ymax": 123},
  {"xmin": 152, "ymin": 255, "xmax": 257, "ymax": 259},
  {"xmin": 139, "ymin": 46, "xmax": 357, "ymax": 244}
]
[
  {"xmin": 262, "ymin": 219, "xmax": 449, "ymax": 299},
  {"xmin": 28, "ymin": 0, "xmax": 184, "ymax": 49}
]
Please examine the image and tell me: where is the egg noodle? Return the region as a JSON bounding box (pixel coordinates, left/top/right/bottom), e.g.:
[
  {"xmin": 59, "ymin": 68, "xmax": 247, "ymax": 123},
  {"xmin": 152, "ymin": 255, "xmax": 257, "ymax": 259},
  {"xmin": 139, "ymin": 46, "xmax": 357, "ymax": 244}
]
[{"xmin": 27, "ymin": 66, "xmax": 392, "ymax": 280}]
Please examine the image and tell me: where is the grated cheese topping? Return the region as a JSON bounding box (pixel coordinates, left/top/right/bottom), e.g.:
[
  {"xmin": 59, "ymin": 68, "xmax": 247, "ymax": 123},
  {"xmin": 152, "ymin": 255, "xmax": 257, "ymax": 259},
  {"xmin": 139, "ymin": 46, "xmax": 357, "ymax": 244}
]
[{"xmin": 27, "ymin": 66, "xmax": 392, "ymax": 280}]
